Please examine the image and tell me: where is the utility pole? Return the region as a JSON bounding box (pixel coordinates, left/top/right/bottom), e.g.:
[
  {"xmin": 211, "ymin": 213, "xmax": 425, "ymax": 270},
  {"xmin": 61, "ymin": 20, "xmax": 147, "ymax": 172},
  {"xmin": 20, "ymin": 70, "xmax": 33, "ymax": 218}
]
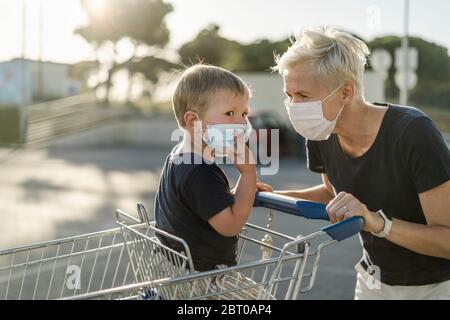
[
  {"xmin": 400, "ymin": 0, "xmax": 410, "ymax": 105},
  {"xmin": 38, "ymin": 0, "xmax": 44, "ymax": 101},
  {"xmin": 20, "ymin": 0, "xmax": 28, "ymax": 144}
]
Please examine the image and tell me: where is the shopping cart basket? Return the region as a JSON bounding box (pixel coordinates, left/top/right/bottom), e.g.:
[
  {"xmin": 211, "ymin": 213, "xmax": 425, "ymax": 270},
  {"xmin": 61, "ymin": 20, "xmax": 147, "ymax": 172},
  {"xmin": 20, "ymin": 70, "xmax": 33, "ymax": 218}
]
[{"xmin": 0, "ymin": 192, "xmax": 363, "ymax": 300}]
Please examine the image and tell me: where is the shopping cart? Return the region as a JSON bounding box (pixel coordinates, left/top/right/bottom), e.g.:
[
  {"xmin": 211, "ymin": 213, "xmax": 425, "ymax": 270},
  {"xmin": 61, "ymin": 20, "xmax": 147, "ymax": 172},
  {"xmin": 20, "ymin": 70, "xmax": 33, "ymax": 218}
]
[{"xmin": 0, "ymin": 192, "xmax": 363, "ymax": 300}]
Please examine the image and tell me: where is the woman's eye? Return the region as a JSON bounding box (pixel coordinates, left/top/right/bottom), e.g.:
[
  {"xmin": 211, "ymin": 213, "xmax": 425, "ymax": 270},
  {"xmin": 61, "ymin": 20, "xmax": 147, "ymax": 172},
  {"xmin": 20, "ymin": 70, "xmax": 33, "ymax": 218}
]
[
  {"xmin": 226, "ymin": 111, "xmax": 235, "ymax": 116},
  {"xmin": 242, "ymin": 112, "xmax": 248, "ymax": 117}
]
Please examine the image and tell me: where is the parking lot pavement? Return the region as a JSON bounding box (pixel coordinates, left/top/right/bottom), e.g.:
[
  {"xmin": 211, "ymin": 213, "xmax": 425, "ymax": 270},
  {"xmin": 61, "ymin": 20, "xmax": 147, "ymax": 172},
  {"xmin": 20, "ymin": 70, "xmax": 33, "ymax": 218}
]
[{"xmin": 0, "ymin": 144, "xmax": 361, "ymax": 299}]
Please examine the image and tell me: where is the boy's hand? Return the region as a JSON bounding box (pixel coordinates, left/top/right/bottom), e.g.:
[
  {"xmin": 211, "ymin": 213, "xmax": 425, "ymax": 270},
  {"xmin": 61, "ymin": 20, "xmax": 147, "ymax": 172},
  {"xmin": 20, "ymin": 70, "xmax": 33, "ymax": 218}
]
[
  {"xmin": 231, "ymin": 180, "xmax": 273, "ymax": 195},
  {"xmin": 256, "ymin": 180, "xmax": 273, "ymax": 192},
  {"xmin": 230, "ymin": 135, "xmax": 256, "ymax": 174}
]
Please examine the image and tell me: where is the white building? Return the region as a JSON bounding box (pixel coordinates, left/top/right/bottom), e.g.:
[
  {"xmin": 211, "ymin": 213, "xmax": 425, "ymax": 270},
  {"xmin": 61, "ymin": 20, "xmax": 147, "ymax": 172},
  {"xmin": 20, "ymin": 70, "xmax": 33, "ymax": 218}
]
[{"xmin": 0, "ymin": 58, "xmax": 80, "ymax": 106}]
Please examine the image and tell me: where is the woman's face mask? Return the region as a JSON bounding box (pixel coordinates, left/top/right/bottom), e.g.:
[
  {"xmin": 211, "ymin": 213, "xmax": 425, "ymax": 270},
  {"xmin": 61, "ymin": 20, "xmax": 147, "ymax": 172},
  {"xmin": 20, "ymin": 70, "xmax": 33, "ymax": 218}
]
[
  {"xmin": 195, "ymin": 116, "xmax": 253, "ymax": 157},
  {"xmin": 285, "ymin": 83, "xmax": 344, "ymax": 141}
]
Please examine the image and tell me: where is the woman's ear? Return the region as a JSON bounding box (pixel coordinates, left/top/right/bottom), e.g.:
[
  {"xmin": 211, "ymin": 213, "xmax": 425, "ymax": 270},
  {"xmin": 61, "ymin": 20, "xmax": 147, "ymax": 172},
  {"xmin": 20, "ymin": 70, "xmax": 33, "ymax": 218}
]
[
  {"xmin": 184, "ymin": 111, "xmax": 199, "ymax": 130},
  {"xmin": 342, "ymin": 82, "xmax": 355, "ymax": 104}
]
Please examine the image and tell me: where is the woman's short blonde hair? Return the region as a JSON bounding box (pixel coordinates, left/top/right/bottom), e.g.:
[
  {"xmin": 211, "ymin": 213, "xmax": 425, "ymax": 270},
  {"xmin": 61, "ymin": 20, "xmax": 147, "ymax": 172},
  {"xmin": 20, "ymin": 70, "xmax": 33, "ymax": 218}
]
[
  {"xmin": 274, "ymin": 27, "xmax": 370, "ymax": 97},
  {"xmin": 172, "ymin": 64, "xmax": 250, "ymax": 127}
]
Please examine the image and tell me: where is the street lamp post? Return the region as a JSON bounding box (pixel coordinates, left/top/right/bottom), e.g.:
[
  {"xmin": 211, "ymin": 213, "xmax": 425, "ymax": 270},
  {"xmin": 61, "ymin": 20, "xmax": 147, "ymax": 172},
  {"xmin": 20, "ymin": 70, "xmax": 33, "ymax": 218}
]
[
  {"xmin": 20, "ymin": 0, "xmax": 28, "ymax": 144},
  {"xmin": 400, "ymin": 0, "xmax": 410, "ymax": 105},
  {"xmin": 38, "ymin": 0, "xmax": 44, "ymax": 101}
]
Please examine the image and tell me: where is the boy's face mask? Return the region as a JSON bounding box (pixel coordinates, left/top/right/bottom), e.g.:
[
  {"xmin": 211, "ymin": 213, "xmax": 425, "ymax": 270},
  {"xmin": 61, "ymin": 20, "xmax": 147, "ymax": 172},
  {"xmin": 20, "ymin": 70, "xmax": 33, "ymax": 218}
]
[{"xmin": 195, "ymin": 116, "xmax": 253, "ymax": 157}]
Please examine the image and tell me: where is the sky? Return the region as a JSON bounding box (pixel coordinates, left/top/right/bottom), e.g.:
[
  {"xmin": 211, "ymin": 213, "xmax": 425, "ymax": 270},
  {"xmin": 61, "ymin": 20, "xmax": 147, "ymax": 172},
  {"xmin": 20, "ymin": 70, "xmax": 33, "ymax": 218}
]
[{"xmin": 0, "ymin": 0, "xmax": 449, "ymax": 64}]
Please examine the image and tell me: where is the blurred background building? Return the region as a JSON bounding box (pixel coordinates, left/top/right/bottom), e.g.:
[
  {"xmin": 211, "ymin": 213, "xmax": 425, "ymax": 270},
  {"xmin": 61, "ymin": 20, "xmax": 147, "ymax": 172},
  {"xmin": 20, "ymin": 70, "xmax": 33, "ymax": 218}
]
[{"xmin": 0, "ymin": 58, "xmax": 81, "ymax": 105}]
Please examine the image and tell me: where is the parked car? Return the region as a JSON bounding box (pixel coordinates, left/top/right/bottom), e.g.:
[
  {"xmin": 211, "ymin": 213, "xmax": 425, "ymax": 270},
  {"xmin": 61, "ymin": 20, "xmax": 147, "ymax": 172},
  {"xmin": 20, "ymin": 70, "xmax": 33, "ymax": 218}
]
[{"xmin": 248, "ymin": 111, "xmax": 306, "ymax": 161}]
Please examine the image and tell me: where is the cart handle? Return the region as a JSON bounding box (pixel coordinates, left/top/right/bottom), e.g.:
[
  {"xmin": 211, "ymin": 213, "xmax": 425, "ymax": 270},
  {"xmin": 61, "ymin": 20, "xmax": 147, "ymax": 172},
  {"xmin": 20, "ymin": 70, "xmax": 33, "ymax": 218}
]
[
  {"xmin": 253, "ymin": 192, "xmax": 364, "ymax": 241},
  {"xmin": 116, "ymin": 202, "xmax": 151, "ymax": 224}
]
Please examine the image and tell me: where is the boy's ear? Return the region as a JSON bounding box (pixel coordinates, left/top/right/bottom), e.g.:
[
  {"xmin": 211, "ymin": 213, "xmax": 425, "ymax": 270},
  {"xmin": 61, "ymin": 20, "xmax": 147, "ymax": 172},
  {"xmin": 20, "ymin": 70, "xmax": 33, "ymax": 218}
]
[{"xmin": 184, "ymin": 111, "xmax": 198, "ymax": 129}]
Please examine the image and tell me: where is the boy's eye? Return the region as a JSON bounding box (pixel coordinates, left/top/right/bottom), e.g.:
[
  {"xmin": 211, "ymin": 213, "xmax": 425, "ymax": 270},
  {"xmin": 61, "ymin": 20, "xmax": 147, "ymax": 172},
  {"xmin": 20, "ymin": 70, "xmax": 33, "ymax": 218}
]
[
  {"xmin": 242, "ymin": 112, "xmax": 248, "ymax": 117},
  {"xmin": 226, "ymin": 111, "xmax": 235, "ymax": 116}
]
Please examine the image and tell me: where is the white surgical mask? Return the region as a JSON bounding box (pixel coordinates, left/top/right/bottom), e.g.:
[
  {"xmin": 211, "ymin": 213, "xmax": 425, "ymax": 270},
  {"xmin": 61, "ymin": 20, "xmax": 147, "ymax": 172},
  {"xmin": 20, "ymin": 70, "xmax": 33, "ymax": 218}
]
[
  {"xmin": 285, "ymin": 84, "xmax": 344, "ymax": 141},
  {"xmin": 195, "ymin": 117, "xmax": 253, "ymax": 157}
]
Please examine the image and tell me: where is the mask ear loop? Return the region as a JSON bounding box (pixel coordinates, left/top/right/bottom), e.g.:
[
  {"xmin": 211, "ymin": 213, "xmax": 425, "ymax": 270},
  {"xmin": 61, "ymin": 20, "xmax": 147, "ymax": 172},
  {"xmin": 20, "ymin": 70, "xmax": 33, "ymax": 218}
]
[
  {"xmin": 192, "ymin": 112, "xmax": 217, "ymax": 158},
  {"xmin": 321, "ymin": 83, "xmax": 346, "ymax": 122},
  {"xmin": 333, "ymin": 103, "xmax": 346, "ymax": 121},
  {"xmin": 321, "ymin": 82, "xmax": 345, "ymax": 103},
  {"xmin": 193, "ymin": 112, "xmax": 208, "ymax": 138},
  {"xmin": 244, "ymin": 116, "xmax": 253, "ymax": 139}
]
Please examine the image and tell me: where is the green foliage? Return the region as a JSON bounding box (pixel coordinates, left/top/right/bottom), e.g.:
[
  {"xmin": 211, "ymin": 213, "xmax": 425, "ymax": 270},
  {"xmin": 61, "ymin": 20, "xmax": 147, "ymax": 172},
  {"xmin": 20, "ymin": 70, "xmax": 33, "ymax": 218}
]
[
  {"xmin": 236, "ymin": 39, "xmax": 291, "ymax": 72},
  {"xmin": 76, "ymin": 0, "xmax": 174, "ymax": 102},
  {"xmin": 76, "ymin": 0, "xmax": 124, "ymax": 46},
  {"xmin": 117, "ymin": 0, "xmax": 172, "ymax": 47},
  {"xmin": 126, "ymin": 56, "xmax": 178, "ymax": 84},
  {"xmin": 76, "ymin": 0, "xmax": 172, "ymax": 47},
  {"xmin": 179, "ymin": 26, "xmax": 450, "ymax": 109},
  {"xmin": 367, "ymin": 36, "xmax": 450, "ymax": 108},
  {"xmin": 179, "ymin": 25, "xmax": 290, "ymax": 72},
  {"xmin": 0, "ymin": 107, "xmax": 21, "ymax": 144},
  {"xmin": 179, "ymin": 24, "xmax": 241, "ymax": 69}
]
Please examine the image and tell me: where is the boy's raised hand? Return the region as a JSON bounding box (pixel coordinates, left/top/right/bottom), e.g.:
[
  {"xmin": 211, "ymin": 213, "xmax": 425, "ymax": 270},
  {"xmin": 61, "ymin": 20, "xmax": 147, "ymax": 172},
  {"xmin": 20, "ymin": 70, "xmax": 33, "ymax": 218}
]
[{"xmin": 229, "ymin": 135, "xmax": 256, "ymax": 174}]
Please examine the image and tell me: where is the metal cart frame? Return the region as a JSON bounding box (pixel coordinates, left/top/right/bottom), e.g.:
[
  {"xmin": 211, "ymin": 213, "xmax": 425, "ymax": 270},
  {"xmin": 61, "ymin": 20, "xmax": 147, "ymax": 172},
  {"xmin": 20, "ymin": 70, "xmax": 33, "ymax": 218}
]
[{"xmin": 0, "ymin": 192, "xmax": 363, "ymax": 300}]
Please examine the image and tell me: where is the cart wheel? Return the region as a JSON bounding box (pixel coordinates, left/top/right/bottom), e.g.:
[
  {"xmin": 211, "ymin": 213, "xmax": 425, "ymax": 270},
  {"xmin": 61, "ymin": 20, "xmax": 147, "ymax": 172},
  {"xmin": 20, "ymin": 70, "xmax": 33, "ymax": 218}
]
[{"xmin": 140, "ymin": 288, "xmax": 164, "ymax": 300}]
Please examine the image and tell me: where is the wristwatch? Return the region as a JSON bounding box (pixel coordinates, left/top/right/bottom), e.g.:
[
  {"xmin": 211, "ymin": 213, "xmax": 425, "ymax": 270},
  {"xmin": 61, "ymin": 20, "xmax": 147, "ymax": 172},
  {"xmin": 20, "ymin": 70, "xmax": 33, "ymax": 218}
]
[{"xmin": 371, "ymin": 209, "xmax": 392, "ymax": 238}]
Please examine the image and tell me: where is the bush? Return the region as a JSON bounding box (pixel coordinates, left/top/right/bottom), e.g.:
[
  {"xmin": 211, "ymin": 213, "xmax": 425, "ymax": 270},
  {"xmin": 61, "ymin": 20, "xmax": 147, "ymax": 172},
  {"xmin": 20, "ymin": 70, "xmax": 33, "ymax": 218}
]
[{"xmin": 0, "ymin": 107, "xmax": 22, "ymax": 144}]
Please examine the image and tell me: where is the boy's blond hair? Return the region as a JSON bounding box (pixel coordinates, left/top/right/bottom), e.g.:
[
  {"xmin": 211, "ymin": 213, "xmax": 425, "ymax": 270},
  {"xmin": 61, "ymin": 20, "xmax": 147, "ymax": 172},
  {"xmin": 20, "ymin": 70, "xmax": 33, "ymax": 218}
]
[{"xmin": 172, "ymin": 64, "xmax": 251, "ymax": 127}]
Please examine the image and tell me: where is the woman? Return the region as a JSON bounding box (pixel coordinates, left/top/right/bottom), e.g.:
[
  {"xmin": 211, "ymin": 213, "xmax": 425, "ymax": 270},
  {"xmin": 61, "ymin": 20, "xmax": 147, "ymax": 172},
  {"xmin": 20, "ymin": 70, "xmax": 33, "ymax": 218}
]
[{"xmin": 273, "ymin": 27, "xmax": 450, "ymax": 299}]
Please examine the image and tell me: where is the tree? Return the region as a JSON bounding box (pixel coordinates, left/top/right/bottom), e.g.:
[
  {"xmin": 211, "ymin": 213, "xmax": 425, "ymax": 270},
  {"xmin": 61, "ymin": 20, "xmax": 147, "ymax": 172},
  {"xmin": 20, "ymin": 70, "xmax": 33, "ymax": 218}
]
[
  {"xmin": 76, "ymin": 0, "xmax": 174, "ymax": 103},
  {"xmin": 179, "ymin": 24, "xmax": 242, "ymax": 69},
  {"xmin": 237, "ymin": 39, "xmax": 291, "ymax": 72},
  {"xmin": 120, "ymin": 56, "xmax": 178, "ymax": 99},
  {"xmin": 179, "ymin": 25, "xmax": 450, "ymax": 109},
  {"xmin": 179, "ymin": 25, "xmax": 290, "ymax": 72},
  {"xmin": 68, "ymin": 60, "xmax": 99, "ymax": 91},
  {"xmin": 368, "ymin": 36, "xmax": 450, "ymax": 108}
]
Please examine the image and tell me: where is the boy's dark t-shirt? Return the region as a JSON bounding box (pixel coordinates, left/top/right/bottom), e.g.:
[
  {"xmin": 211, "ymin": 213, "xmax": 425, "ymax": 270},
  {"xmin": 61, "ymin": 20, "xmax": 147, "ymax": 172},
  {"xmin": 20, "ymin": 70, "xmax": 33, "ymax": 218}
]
[
  {"xmin": 154, "ymin": 145, "xmax": 236, "ymax": 271},
  {"xmin": 306, "ymin": 103, "xmax": 450, "ymax": 286}
]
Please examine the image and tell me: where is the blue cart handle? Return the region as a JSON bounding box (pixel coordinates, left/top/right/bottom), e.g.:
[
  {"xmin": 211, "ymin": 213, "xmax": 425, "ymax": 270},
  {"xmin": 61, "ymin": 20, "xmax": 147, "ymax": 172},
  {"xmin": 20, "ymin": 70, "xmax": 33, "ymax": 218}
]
[{"xmin": 253, "ymin": 192, "xmax": 364, "ymax": 241}]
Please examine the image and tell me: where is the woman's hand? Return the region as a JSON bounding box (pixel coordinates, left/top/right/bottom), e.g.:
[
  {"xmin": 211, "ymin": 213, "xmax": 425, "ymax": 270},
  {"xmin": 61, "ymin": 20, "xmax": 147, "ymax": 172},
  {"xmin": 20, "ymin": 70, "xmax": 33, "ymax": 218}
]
[{"xmin": 326, "ymin": 191, "xmax": 384, "ymax": 233}]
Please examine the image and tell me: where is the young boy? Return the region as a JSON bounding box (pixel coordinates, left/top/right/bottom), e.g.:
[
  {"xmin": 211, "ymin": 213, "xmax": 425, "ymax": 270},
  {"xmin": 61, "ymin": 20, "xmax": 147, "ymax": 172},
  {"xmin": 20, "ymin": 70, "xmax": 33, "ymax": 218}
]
[{"xmin": 154, "ymin": 64, "xmax": 269, "ymax": 272}]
